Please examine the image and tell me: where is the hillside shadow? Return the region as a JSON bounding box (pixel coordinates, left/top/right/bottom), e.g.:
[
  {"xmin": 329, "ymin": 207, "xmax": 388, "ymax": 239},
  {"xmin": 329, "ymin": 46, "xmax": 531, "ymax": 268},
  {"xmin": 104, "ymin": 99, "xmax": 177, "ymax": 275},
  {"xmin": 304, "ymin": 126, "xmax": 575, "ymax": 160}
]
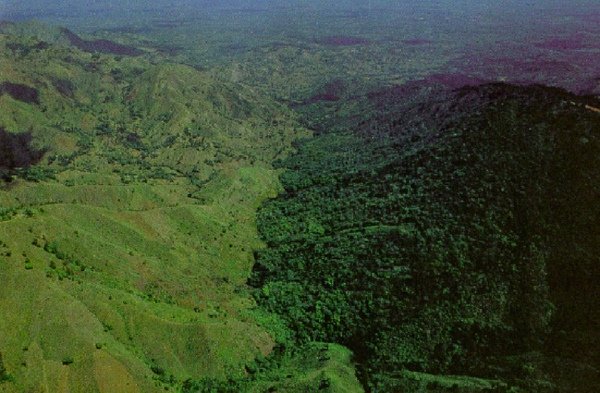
[{"xmin": 0, "ymin": 127, "xmax": 45, "ymax": 181}]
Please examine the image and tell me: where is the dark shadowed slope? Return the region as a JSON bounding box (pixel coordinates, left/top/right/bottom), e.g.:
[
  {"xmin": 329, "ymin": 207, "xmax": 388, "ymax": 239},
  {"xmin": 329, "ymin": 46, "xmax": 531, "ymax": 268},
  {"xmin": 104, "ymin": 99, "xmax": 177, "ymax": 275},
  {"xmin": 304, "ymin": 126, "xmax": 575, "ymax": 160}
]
[
  {"xmin": 60, "ymin": 28, "xmax": 143, "ymax": 56},
  {"xmin": 251, "ymin": 83, "xmax": 600, "ymax": 393},
  {"xmin": 0, "ymin": 128, "xmax": 45, "ymax": 180},
  {"xmin": 0, "ymin": 82, "xmax": 39, "ymax": 104}
]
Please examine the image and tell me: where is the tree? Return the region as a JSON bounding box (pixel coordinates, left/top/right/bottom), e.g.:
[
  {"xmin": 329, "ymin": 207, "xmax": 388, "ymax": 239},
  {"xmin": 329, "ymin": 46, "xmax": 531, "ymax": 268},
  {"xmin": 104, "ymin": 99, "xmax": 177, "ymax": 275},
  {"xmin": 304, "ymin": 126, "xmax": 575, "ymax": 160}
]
[{"xmin": 0, "ymin": 351, "xmax": 8, "ymax": 381}]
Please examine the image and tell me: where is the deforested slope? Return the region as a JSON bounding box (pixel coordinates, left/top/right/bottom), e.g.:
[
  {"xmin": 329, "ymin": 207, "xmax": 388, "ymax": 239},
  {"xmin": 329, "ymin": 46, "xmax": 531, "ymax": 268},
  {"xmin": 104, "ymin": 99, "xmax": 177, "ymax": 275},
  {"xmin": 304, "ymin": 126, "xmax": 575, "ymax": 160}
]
[{"xmin": 0, "ymin": 28, "xmax": 308, "ymax": 392}]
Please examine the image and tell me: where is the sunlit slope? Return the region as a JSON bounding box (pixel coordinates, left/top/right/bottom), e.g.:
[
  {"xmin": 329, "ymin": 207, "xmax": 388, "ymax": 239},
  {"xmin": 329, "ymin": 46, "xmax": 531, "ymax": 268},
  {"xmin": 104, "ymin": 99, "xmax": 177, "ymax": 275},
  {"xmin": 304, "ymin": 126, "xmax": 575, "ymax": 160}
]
[{"xmin": 0, "ymin": 30, "xmax": 308, "ymax": 392}]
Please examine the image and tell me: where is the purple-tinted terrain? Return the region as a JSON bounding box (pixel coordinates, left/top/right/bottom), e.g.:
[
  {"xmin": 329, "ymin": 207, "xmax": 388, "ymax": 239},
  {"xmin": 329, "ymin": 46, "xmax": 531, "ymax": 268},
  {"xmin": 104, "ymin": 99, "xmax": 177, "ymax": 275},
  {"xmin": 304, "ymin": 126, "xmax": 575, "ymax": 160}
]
[
  {"xmin": 303, "ymin": 79, "xmax": 346, "ymax": 104},
  {"xmin": 453, "ymin": 49, "xmax": 600, "ymax": 95},
  {"xmin": 153, "ymin": 21, "xmax": 180, "ymax": 28},
  {"xmin": 535, "ymin": 34, "xmax": 591, "ymax": 51},
  {"xmin": 576, "ymin": 12, "xmax": 600, "ymax": 24},
  {"xmin": 366, "ymin": 73, "xmax": 487, "ymax": 109},
  {"xmin": 419, "ymin": 74, "xmax": 485, "ymax": 89},
  {"xmin": 402, "ymin": 39, "xmax": 433, "ymax": 46},
  {"xmin": 50, "ymin": 78, "xmax": 75, "ymax": 98},
  {"xmin": 319, "ymin": 36, "xmax": 370, "ymax": 46},
  {"xmin": 0, "ymin": 82, "xmax": 40, "ymax": 104},
  {"xmin": 61, "ymin": 28, "xmax": 143, "ymax": 56},
  {"xmin": 442, "ymin": 23, "xmax": 600, "ymax": 96}
]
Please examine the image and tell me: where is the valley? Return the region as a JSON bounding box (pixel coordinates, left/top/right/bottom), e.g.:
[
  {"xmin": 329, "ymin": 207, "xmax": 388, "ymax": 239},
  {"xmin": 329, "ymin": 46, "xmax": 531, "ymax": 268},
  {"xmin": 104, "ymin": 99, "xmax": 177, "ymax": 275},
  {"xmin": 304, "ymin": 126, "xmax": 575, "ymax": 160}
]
[{"xmin": 0, "ymin": 2, "xmax": 599, "ymax": 392}]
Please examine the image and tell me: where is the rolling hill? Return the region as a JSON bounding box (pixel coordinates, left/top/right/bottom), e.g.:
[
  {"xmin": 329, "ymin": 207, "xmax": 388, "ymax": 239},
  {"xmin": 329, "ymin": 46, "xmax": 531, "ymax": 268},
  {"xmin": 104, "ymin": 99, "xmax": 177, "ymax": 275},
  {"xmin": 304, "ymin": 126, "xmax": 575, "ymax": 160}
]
[{"xmin": 0, "ymin": 26, "xmax": 364, "ymax": 393}]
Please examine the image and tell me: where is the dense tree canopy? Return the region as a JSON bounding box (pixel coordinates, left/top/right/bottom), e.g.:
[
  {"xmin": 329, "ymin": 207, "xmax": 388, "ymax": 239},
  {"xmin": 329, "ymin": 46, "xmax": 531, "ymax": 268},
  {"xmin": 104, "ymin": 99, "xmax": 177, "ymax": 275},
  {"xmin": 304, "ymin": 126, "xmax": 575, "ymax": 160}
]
[{"xmin": 251, "ymin": 83, "xmax": 600, "ymax": 392}]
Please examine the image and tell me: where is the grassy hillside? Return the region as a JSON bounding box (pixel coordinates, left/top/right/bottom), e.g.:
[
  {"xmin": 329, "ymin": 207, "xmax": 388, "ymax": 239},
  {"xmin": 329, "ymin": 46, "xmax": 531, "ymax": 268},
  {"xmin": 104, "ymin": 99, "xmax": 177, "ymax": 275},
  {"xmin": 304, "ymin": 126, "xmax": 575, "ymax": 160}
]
[
  {"xmin": 251, "ymin": 83, "xmax": 600, "ymax": 392},
  {"xmin": 0, "ymin": 28, "xmax": 337, "ymax": 393}
]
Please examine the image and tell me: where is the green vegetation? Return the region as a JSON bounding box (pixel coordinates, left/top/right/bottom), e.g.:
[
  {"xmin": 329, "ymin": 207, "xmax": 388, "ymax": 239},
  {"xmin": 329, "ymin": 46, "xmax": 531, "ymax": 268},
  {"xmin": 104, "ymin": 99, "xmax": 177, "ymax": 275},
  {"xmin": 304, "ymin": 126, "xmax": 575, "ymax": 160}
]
[
  {"xmin": 182, "ymin": 343, "xmax": 363, "ymax": 393},
  {"xmin": 0, "ymin": 351, "xmax": 10, "ymax": 382},
  {"xmin": 251, "ymin": 84, "xmax": 600, "ymax": 392},
  {"xmin": 1, "ymin": 6, "xmax": 599, "ymax": 391},
  {"xmin": 0, "ymin": 28, "xmax": 309, "ymax": 392}
]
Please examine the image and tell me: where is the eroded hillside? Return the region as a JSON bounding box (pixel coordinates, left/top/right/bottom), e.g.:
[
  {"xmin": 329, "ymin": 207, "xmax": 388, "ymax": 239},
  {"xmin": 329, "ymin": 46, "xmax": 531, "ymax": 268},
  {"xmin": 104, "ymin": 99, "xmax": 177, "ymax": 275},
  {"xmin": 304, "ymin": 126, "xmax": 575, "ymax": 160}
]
[{"xmin": 0, "ymin": 29, "xmax": 312, "ymax": 392}]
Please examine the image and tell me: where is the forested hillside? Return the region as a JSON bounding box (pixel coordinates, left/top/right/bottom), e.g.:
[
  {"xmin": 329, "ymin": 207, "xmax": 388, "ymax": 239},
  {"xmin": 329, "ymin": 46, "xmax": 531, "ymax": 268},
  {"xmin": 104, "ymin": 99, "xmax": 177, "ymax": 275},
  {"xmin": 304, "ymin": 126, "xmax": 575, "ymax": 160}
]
[{"xmin": 251, "ymin": 83, "xmax": 600, "ymax": 392}]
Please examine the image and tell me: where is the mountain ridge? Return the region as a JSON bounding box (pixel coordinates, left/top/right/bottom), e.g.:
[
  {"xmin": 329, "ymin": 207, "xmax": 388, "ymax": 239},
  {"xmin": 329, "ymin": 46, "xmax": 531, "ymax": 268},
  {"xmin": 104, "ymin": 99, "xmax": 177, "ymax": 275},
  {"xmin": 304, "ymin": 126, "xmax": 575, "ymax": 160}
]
[{"xmin": 251, "ymin": 82, "xmax": 600, "ymax": 392}]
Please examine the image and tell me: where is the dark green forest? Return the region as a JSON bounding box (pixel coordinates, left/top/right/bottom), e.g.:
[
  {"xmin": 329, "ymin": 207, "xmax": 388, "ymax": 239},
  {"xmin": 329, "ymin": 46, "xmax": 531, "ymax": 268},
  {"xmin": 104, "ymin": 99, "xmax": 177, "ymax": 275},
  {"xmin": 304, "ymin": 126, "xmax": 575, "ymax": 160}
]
[{"xmin": 250, "ymin": 83, "xmax": 600, "ymax": 392}]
